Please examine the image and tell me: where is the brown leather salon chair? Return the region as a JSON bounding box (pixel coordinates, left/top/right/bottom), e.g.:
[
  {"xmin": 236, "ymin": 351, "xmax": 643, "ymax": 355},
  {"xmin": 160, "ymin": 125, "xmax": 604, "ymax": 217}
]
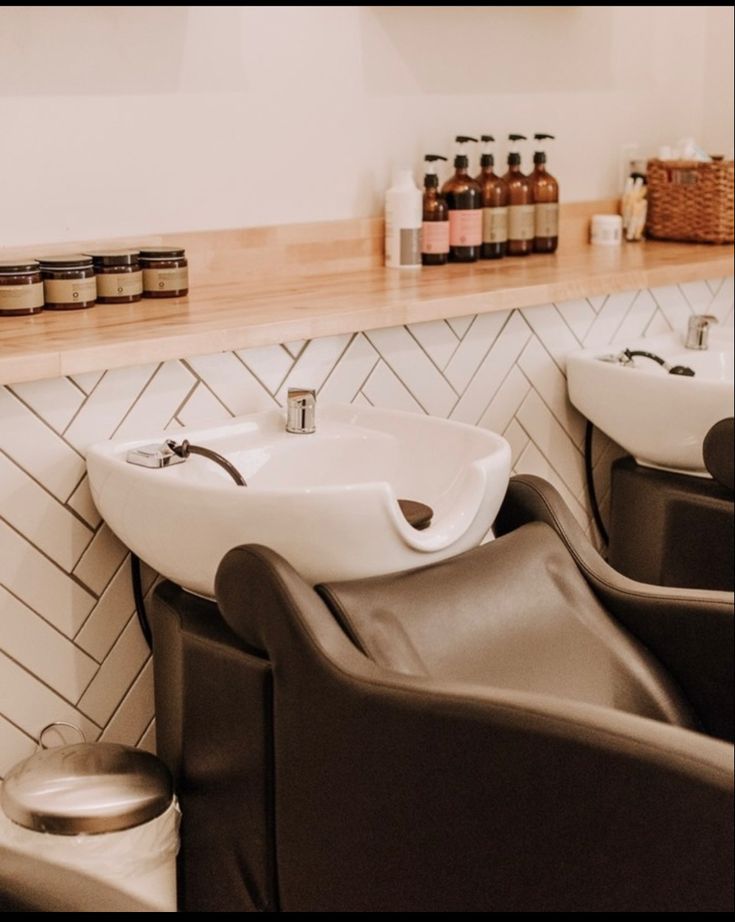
[{"xmin": 151, "ymin": 475, "xmax": 734, "ymax": 913}]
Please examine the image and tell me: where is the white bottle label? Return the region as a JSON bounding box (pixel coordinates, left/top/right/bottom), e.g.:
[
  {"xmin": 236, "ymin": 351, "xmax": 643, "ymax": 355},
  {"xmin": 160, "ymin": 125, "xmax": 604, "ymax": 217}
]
[
  {"xmin": 482, "ymin": 206, "xmax": 508, "ymax": 244},
  {"xmin": 508, "ymin": 204, "xmax": 535, "ymax": 241},
  {"xmin": 535, "ymin": 202, "xmax": 559, "ymax": 238}
]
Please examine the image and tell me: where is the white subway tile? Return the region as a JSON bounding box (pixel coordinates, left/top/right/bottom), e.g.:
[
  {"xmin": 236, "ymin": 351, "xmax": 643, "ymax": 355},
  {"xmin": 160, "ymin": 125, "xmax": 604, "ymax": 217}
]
[
  {"xmin": 283, "ymin": 340, "xmax": 306, "ymax": 357},
  {"xmin": 0, "ymin": 453, "xmax": 93, "ymax": 570},
  {"xmin": 444, "ymin": 311, "xmax": 509, "ymax": 392},
  {"xmin": 516, "ymin": 389, "xmax": 585, "ymax": 499},
  {"xmin": 0, "ymin": 716, "xmax": 36, "ymax": 778},
  {"xmin": 236, "ymin": 344, "xmax": 293, "ymax": 394},
  {"xmin": 67, "ymin": 475, "xmax": 102, "ymax": 529},
  {"xmin": 517, "ymin": 337, "xmax": 585, "ymax": 447},
  {"xmin": 113, "ymin": 360, "xmax": 196, "ymax": 440},
  {"xmin": 77, "ymin": 619, "xmax": 150, "ymax": 727},
  {"xmin": 73, "ymin": 523, "xmax": 128, "ymax": 596},
  {"xmin": 553, "ymin": 298, "xmax": 594, "ymax": 341},
  {"xmin": 707, "ymin": 275, "xmax": 734, "ymax": 323},
  {"xmin": 276, "ymin": 334, "xmax": 353, "ymax": 405},
  {"xmin": 407, "ymin": 319, "xmax": 459, "ymax": 370},
  {"xmin": 64, "ymin": 363, "xmax": 158, "ymax": 452},
  {"xmin": 0, "ymin": 520, "xmax": 95, "ymax": 638},
  {"xmin": 649, "ymin": 285, "xmax": 693, "ymax": 335},
  {"xmin": 705, "ymin": 278, "xmax": 723, "ymax": 297},
  {"xmin": 521, "ymin": 303, "xmax": 579, "ymax": 370},
  {"xmin": 451, "ymin": 312, "xmax": 530, "ymax": 424},
  {"xmin": 0, "ymin": 387, "xmax": 84, "ymax": 501},
  {"xmin": 503, "ymin": 418, "xmax": 530, "ymax": 468},
  {"xmin": 583, "ymin": 290, "xmax": 637, "ymax": 347},
  {"xmin": 644, "ymin": 307, "xmax": 673, "ymax": 337},
  {"xmin": 477, "ymin": 366, "xmax": 529, "ymax": 436},
  {"xmin": 361, "ymin": 361, "xmax": 424, "ymax": 414},
  {"xmin": 0, "ymin": 652, "xmax": 99, "ymax": 741},
  {"xmin": 588, "ymin": 294, "xmax": 607, "ymax": 312},
  {"xmin": 679, "ymin": 280, "xmax": 714, "ymax": 312},
  {"xmin": 175, "ymin": 381, "xmax": 233, "ymax": 428},
  {"xmin": 187, "ymin": 352, "xmax": 277, "ymax": 415},
  {"xmin": 611, "ymin": 289, "xmax": 657, "ymax": 345},
  {"xmin": 319, "ymin": 333, "xmax": 378, "ymax": 404},
  {"xmin": 70, "ymin": 370, "xmax": 103, "ymax": 394},
  {"xmin": 9, "ymin": 376, "xmax": 84, "ymax": 434},
  {"xmin": 100, "ymin": 660, "xmax": 154, "ymax": 746},
  {"xmin": 364, "ymin": 326, "xmax": 457, "ymax": 416},
  {"xmin": 0, "ymin": 587, "xmax": 97, "ymax": 703},
  {"xmin": 446, "ymin": 314, "xmax": 474, "ymax": 338}
]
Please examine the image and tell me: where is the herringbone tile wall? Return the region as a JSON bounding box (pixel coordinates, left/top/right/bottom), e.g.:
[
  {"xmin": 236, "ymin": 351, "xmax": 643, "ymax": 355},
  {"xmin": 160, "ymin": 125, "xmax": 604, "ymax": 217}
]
[{"xmin": 1, "ymin": 277, "xmax": 732, "ymax": 773}]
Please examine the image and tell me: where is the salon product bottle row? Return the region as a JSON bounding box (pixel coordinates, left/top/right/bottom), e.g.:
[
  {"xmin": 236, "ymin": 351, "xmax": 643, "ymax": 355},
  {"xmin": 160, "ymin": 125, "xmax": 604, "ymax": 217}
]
[{"xmin": 385, "ymin": 134, "xmax": 559, "ymax": 269}]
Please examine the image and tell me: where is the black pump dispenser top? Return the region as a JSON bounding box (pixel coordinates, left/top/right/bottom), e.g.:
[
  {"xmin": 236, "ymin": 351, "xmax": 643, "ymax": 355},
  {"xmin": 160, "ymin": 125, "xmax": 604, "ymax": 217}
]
[
  {"xmin": 454, "ymin": 135, "xmax": 478, "ymax": 169},
  {"xmin": 533, "ymin": 133, "xmax": 555, "ymax": 164},
  {"xmin": 424, "ymin": 154, "xmax": 447, "ymax": 188},
  {"xmin": 480, "ymin": 135, "xmax": 495, "ymax": 168},
  {"xmin": 507, "ymin": 134, "xmax": 526, "ymax": 167}
]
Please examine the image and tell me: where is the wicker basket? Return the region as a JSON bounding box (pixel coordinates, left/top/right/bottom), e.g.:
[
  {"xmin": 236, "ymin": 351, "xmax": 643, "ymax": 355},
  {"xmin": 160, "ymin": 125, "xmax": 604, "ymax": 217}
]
[{"xmin": 646, "ymin": 158, "xmax": 734, "ymax": 244}]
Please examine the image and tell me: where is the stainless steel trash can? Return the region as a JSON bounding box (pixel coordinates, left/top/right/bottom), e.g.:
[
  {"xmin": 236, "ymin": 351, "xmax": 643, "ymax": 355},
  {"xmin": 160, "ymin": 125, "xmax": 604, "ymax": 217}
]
[{"xmin": 0, "ymin": 741, "xmax": 179, "ymax": 910}]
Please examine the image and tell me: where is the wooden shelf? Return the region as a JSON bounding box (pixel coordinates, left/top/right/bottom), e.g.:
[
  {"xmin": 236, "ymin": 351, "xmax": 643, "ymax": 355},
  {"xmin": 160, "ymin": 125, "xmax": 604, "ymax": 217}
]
[{"xmin": 0, "ymin": 217, "xmax": 732, "ymax": 385}]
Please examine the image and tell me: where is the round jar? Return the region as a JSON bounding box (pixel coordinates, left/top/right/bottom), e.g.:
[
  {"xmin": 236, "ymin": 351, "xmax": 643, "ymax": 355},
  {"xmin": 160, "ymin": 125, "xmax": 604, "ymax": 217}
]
[
  {"xmin": 86, "ymin": 251, "xmax": 143, "ymax": 304},
  {"xmin": 139, "ymin": 247, "xmax": 188, "ymax": 298},
  {"xmin": 39, "ymin": 255, "xmax": 96, "ymax": 310},
  {"xmin": 590, "ymin": 214, "xmax": 623, "ymax": 247},
  {"xmin": 0, "ymin": 259, "xmax": 44, "ymax": 317}
]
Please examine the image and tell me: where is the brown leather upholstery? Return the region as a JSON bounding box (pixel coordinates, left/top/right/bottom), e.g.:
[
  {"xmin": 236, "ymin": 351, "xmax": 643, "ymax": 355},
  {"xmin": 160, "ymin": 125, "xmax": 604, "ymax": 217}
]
[
  {"xmin": 151, "ymin": 475, "xmax": 734, "ymax": 913},
  {"xmin": 703, "ymin": 417, "xmax": 734, "ymax": 492}
]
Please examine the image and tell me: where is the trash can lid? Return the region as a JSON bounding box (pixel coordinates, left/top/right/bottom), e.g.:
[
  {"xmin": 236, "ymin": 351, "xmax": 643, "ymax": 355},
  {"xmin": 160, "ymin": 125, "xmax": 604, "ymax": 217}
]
[{"xmin": 1, "ymin": 742, "xmax": 173, "ymax": 835}]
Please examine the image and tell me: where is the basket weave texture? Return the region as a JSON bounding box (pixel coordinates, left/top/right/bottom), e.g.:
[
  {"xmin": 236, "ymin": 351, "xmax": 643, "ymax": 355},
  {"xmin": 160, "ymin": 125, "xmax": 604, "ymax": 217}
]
[{"xmin": 646, "ymin": 158, "xmax": 734, "ymax": 244}]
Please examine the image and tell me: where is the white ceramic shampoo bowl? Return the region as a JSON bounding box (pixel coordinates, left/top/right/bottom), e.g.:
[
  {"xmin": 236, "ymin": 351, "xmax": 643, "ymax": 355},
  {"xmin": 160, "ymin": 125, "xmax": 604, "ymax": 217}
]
[
  {"xmin": 567, "ymin": 328, "xmax": 733, "ymax": 475},
  {"xmin": 86, "ymin": 404, "xmax": 510, "ymax": 595}
]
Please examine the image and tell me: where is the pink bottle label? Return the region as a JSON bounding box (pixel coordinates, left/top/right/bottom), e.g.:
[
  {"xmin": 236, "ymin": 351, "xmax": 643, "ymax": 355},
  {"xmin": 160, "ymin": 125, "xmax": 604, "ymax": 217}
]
[
  {"xmin": 449, "ymin": 209, "xmax": 482, "ymax": 247},
  {"xmin": 421, "ymin": 221, "xmax": 450, "ymax": 254}
]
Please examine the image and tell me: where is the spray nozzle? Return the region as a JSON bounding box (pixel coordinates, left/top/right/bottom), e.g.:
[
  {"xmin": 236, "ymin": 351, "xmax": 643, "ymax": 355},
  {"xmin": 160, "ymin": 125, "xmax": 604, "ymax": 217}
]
[
  {"xmin": 424, "ymin": 154, "xmax": 447, "ymax": 163},
  {"xmin": 423, "ymin": 154, "xmax": 447, "ymax": 187},
  {"xmin": 533, "ymin": 133, "xmax": 555, "ymax": 141},
  {"xmin": 533, "ymin": 133, "xmax": 555, "ymax": 164},
  {"xmin": 508, "ymin": 134, "xmax": 527, "ymax": 142},
  {"xmin": 455, "ymin": 135, "xmax": 478, "ymax": 144},
  {"xmin": 507, "ymin": 134, "xmax": 527, "ymax": 166},
  {"xmin": 481, "ymin": 135, "xmax": 495, "ymax": 143},
  {"xmin": 453, "ymin": 136, "xmax": 477, "ymax": 169}
]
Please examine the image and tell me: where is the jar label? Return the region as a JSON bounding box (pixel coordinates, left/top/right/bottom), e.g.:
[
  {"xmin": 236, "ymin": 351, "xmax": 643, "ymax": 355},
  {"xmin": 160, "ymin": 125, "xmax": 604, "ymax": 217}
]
[
  {"xmin": 96, "ymin": 270, "xmax": 143, "ymax": 298},
  {"xmin": 43, "ymin": 277, "xmax": 96, "ymax": 306},
  {"xmin": 482, "ymin": 206, "xmax": 508, "ymax": 244},
  {"xmin": 143, "ymin": 267, "xmax": 189, "ymax": 292},
  {"xmin": 0, "ymin": 282, "xmax": 44, "ymax": 312},
  {"xmin": 508, "ymin": 204, "xmax": 535, "ymax": 241},
  {"xmin": 421, "ymin": 221, "xmax": 450, "ymax": 254},
  {"xmin": 449, "ymin": 209, "xmax": 482, "ymax": 247},
  {"xmin": 535, "ymin": 202, "xmax": 559, "ymax": 238}
]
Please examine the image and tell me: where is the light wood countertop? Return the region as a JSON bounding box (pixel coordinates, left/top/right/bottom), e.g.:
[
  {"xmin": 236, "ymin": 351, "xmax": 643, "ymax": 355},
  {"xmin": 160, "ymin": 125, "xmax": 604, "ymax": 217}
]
[{"xmin": 0, "ymin": 212, "xmax": 732, "ymax": 385}]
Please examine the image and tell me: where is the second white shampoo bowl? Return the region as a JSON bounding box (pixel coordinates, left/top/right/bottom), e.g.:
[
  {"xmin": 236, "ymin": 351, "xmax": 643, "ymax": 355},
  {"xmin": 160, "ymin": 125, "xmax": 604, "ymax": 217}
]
[{"xmin": 87, "ymin": 404, "xmax": 511, "ymax": 595}]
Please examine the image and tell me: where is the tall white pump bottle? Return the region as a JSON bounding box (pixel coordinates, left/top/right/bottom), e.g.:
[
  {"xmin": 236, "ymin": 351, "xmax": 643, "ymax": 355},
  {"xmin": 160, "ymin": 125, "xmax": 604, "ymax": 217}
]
[{"xmin": 385, "ymin": 169, "xmax": 422, "ymax": 269}]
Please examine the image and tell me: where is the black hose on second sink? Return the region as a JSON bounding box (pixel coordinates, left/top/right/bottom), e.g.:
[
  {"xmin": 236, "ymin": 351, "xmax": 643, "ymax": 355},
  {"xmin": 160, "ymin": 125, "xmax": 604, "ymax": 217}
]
[{"xmin": 132, "ymin": 442, "xmax": 248, "ymax": 649}]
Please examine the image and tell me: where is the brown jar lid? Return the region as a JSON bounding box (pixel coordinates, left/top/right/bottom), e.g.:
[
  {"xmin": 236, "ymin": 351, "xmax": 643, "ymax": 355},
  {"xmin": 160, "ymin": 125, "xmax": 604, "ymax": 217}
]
[
  {"xmin": 86, "ymin": 250, "xmax": 140, "ymax": 267},
  {"xmin": 139, "ymin": 246, "xmax": 186, "ymax": 259},
  {"xmin": 0, "ymin": 259, "xmax": 40, "ymax": 273},
  {"xmin": 38, "ymin": 254, "xmax": 94, "ymax": 268}
]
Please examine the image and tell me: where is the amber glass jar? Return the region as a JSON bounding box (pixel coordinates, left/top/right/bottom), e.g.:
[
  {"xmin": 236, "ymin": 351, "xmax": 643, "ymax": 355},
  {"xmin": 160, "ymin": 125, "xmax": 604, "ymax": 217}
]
[
  {"xmin": 39, "ymin": 255, "xmax": 96, "ymax": 310},
  {"xmin": 139, "ymin": 247, "xmax": 188, "ymax": 298},
  {"xmin": 87, "ymin": 251, "xmax": 143, "ymax": 304},
  {"xmin": 0, "ymin": 260, "xmax": 44, "ymax": 316}
]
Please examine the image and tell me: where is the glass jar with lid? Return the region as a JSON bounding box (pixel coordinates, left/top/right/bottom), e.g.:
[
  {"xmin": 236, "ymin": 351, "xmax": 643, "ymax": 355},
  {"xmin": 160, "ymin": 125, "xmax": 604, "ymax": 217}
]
[
  {"xmin": 38, "ymin": 255, "xmax": 96, "ymax": 310},
  {"xmin": 0, "ymin": 259, "xmax": 44, "ymax": 316},
  {"xmin": 139, "ymin": 247, "xmax": 188, "ymax": 299},
  {"xmin": 86, "ymin": 251, "xmax": 143, "ymax": 304}
]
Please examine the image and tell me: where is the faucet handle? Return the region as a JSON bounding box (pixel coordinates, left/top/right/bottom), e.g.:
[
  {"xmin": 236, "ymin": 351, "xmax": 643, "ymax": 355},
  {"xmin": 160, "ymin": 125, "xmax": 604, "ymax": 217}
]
[
  {"xmin": 686, "ymin": 314, "xmax": 718, "ymax": 350},
  {"xmin": 286, "ymin": 387, "xmax": 316, "ymax": 434}
]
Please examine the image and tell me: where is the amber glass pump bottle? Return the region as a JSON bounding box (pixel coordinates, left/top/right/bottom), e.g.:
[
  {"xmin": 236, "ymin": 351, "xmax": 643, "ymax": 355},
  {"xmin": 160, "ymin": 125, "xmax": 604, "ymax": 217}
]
[
  {"xmin": 503, "ymin": 134, "xmax": 534, "ymax": 257},
  {"xmin": 476, "ymin": 135, "xmax": 509, "ymax": 260},
  {"xmin": 422, "ymin": 154, "xmax": 449, "ymax": 266},
  {"xmin": 441, "ymin": 136, "xmax": 482, "ymax": 262},
  {"xmin": 531, "ymin": 133, "xmax": 559, "ymax": 253}
]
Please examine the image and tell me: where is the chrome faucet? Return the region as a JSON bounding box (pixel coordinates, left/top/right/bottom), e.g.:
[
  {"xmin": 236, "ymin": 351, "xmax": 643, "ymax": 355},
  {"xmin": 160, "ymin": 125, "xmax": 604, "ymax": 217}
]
[
  {"xmin": 685, "ymin": 314, "xmax": 718, "ymax": 350},
  {"xmin": 286, "ymin": 388, "xmax": 316, "ymax": 434}
]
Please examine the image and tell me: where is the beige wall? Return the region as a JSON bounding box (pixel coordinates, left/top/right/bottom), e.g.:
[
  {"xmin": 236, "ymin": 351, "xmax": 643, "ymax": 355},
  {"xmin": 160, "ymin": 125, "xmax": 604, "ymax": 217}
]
[{"xmin": 0, "ymin": 6, "xmax": 730, "ymax": 245}]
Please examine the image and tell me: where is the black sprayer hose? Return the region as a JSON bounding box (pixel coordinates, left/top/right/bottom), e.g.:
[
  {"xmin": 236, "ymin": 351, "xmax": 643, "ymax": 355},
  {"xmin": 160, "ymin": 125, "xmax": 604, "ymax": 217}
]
[
  {"xmin": 584, "ymin": 421, "xmax": 609, "ymax": 547},
  {"xmin": 132, "ymin": 443, "xmax": 247, "ymax": 649}
]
